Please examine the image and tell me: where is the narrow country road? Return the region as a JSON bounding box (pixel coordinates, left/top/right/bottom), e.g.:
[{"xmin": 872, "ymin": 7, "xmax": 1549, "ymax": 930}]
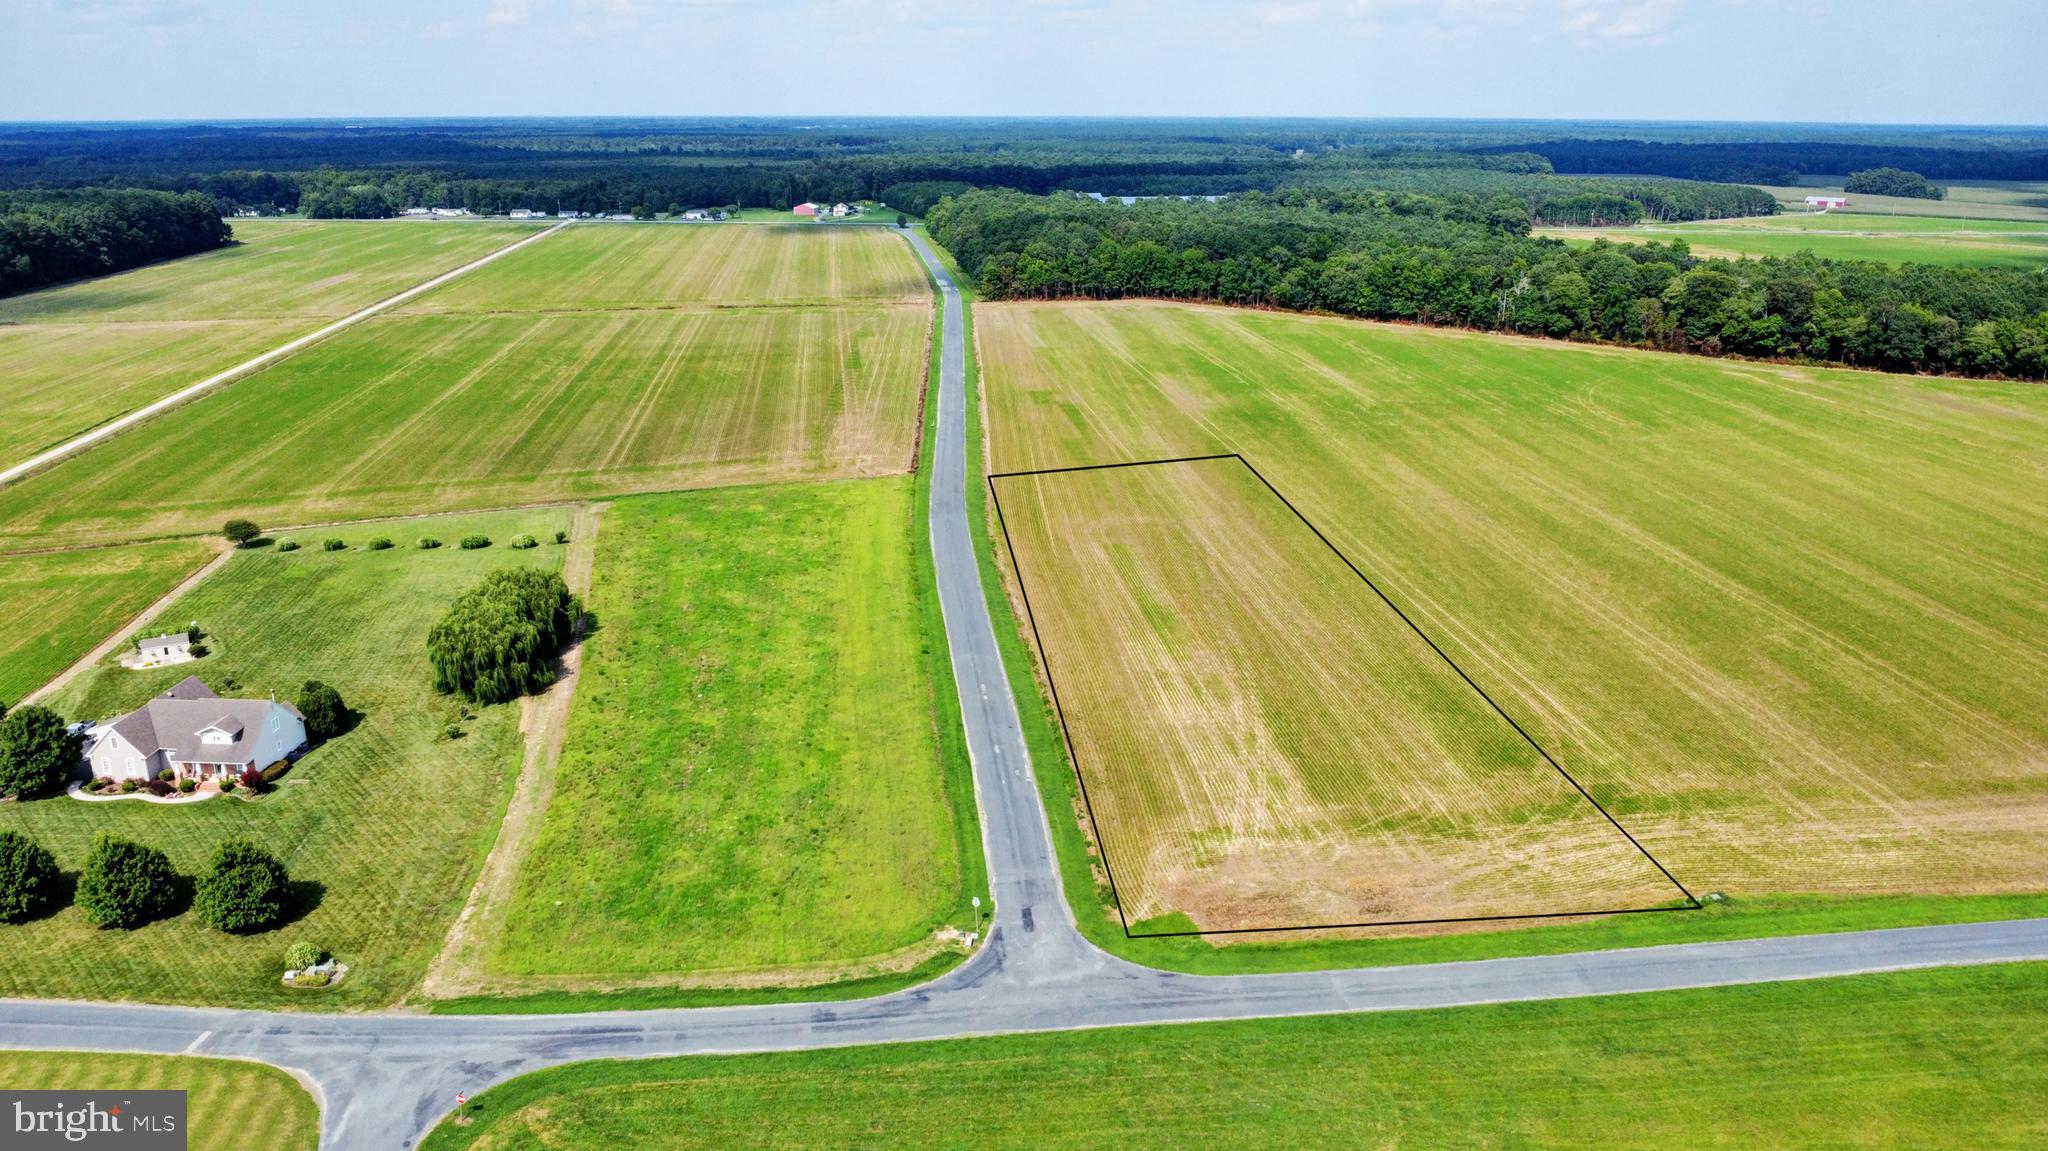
[{"xmin": 3, "ymin": 228, "xmax": 2045, "ymax": 1149}]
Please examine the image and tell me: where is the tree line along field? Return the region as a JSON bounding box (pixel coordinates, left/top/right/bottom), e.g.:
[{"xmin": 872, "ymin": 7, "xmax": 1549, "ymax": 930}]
[
  {"xmin": 492, "ymin": 479, "xmax": 977, "ymax": 982},
  {"xmin": 0, "ymin": 507, "xmax": 571, "ymax": 1009},
  {"xmin": 0, "ymin": 222, "xmax": 932, "ymax": 552},
  {"xmin": 979, "ymin": 299, "xmax": 2048, "ymax": 930},
  {"xmin": 1538, "ymin": 212, "xmax": 2048, "ymax": 269},
  {"xmin": 992, "ymin": 457, "xmax": 1681, "ymax": 931},
  {"xmin": 422, "ymin": 962, "xmax": 2048, "ymax": 1151},
  {"xmin": 0, "ymin": 539, "xmax": 215, "ymax": 705},
  {"xmin": 399, "ymin": 222, "xmax": 930, "ymax": 313},
  {"xmin": 0, "ymin": 218, "xmax": 543, "ymax": 468},
  {"xmin": 0, "ymin": 1050, "xmax": 318, "ymax": 1151}
]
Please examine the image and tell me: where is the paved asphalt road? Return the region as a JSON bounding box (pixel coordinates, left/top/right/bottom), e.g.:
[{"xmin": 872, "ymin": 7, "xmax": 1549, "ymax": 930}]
[{"xmin": 4, "ymin": 228, "xmax": 2046, "ymax": 1148}]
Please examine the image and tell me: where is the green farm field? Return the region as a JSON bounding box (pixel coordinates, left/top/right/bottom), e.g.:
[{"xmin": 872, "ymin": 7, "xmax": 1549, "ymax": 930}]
[
  {"xmin": 0, "ymin": 219, "xmax": 542, "ymax": 466},
  {"xmin": 493, "ymin": 478, "xmax": 977, "ymax": 981},
  {"xmin": 423, "ymin": 962, "xmax": 2048, "ymax": 1151},
  {"xmin": 993, "ymin": 456, "xmax": 1680, "ymax": 930},
  {"xmin": 0, "ymin": 506, "xmax": 571, "ymax": 1009},
  {"xmin": 0, "ymin": 538, "xmax": 215, "ymax": 705},
  {"xmin": 1538, "ymin": 211, "xmax": 2048, "ymax": 268},
  {"xmin": 1750, "ymin": 179, "xmax": 2048, "ymax": 222},
  {"xmin": 979, "ymin": 300, "xmax": 2048, "ymax": 929},
  {"xmin": 0, "ymin": 303, "xmax": 929, "ymax": 551},
  {"xmin": 402, "ymin": 221, "xmax": 928, "ymax": 312},
  {"xmin": 0, "ymin": 1050, "xmax": 318, "ymax": 1151}
]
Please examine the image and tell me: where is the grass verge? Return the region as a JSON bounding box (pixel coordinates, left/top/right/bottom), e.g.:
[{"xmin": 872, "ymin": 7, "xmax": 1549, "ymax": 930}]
[{"xmin": 0, "ymin": 1049, "xmax": 318, "ymax": 1151}]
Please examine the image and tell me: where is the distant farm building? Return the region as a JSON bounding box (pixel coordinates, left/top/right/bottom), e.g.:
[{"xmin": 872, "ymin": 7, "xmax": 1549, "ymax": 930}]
[
  {"xmin": 1804, "ymin": 195, "xmax": 1849, "ymax": 210},
  {"xmin": 124, "ymin": 631, "xmax": 193, "ymax": 669},
  {"xmin": 792, "ymin": 202, "xmax": 820, "ymax": 217}
]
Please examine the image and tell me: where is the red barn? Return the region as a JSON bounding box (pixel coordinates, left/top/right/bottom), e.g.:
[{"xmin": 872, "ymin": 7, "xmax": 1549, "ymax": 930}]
[{"xmin": 792, "ymin": 202, "xmax": 819, "ymax": 217}]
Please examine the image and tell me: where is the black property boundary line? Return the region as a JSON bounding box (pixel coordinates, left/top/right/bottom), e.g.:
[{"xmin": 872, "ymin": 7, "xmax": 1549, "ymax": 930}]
[{"xmin": 987, "ymin": 452, "xmax": 1701, "ymax": 939}]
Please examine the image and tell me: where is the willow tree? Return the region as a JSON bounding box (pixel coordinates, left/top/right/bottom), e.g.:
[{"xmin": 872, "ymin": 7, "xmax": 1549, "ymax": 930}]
[{"xmin": 426, "ymin": 568, "xmax": 580, "ymax": 705}]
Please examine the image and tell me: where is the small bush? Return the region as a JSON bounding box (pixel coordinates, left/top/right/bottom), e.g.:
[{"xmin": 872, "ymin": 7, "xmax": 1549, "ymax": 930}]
[
  {"xmin": 187, "ymin": 642, "xmax": 210, "ymax": 658},
  {"xmin": 157, "ymin": 768, "xmax": 175, "ymax": 782},
  {"xmin": 260, "ymin": 760, "xmax": 291, "ymax": 784},
  {"xmin": 321, "ymin": 538, "xmax": 346, "ymax": 552},
  {"xmin": 238, "ymin": 766, "xmax": 266, "ymax": 794},
  {"xmin": 553, "ymin": 529, "xmax": 569, "ymax": 544},
  {"xmin": 195, "ymin": 838, "xmax": 290, "ymax": 933},
  {"xmin": 219, "ymin": 776, "xmax": 237, "ymax": 793},
  {"xmin": 366, "ymin": 536, "xmax": 394, "ymax": 551},
  {"xmin": 458, "ymin": 534, "xmax": 491, "ymax": 550},
  {"xmin": 119, "ymin": 779, "xmax": 137, "ymax": 794},
  {"xmin": 417, "ymin": 537, "xmax": 442, "ymax": 550},
  {"xmin": 144, "ymin": 779, "xmax": 173, "ymax": 797},
  {"xmin": 509, "ymin": 533, "xmax": 538, "ymax": 549},
  {"xmin": 284, "ymin": 940, "xmax": 325, "ymax": 969},
  {"xmin": 177, "ymin": 778, "xmax": 196, "ymax": 794},
  {"xmin": 444, "ymin": 723, "xmax": 463, "ymax": 741},
  {"xmin": 275, "ymin": 538, "xmax": 300, "ymax": 553},
  {"xmin": 93, "ymin": 776, "xmax": 114, "ymax": 790},
  {"xmin": 293, "ymin": 971, "xmax": 330, "ymax": 987},
  {"xmin": 0, "ymin": 830, "xmax": 61, "ymax": 923},
  {"xmin": 298, "ymin": 680, "xmax": 347, "ymax": 742},
  {"xmin": 222, "ymin": 519, "xmax": 261, "ymax": 547},
  {"xmin": 76, "ymin": 835, "xmax": 177, "ymax": 928}
]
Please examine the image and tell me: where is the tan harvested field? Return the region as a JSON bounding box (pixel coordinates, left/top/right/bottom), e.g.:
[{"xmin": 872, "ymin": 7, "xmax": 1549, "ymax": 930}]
[
  {"xmin": 993, "ymin": 457, "xmax": 1682, "ymax": 930},
  {"xmin": 400, "ymin": 222, "xmax": 929, "ymax": 313},
  {"xmin": 0, "ymin": 304, "xmax": 928, "ymax": 550},
  {"xmin": 980, "ymin": 299, "xmax": 2048, "ymax": 925},
  {"xmin": 0, "ymin": 218, "xmax": 542, "ymax": 468}
]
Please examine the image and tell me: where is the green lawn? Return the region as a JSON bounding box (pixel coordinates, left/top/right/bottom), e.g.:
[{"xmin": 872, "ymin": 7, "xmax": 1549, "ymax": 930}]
[
  {"xmin": 492, "ymin": 478, "xmax": 979, "ymax": 979},
  {"xmin": 0, "ymin": 219, "xmax": 543, "ymax": 466},
  {"xmin": 0, "ymin": 506, "xmax": 570, "ymax": 1009},
  {"xmin": 0, "ymin": 1050, "xmax": 317, "ymax": 1151},
  {"xmin": 0, "ymin": 304, "xmax": 929, "ymax": 551},
  {"xmin": 423, "ymin": 961, "xmax": 2048, "ymax": 1151},
  {"xmin": 0, "ymin": 539, "xmax": 214, "ymax": 706}
]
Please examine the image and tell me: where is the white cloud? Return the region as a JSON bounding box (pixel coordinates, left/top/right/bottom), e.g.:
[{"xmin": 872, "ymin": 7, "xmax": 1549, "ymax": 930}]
[
  {"xmin": 1558, "ymin": 0, "xmax": 1686, "ymax": 41},
  {"xmin": 486, "ymin": 0, "xmax": 535, "ymax": 25}
]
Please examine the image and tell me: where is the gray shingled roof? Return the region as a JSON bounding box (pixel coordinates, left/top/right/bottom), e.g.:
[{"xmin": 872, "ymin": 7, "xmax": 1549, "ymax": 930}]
[{"xmin": 103, "ymin": 681, "xmax": 303, "ymax": 767}]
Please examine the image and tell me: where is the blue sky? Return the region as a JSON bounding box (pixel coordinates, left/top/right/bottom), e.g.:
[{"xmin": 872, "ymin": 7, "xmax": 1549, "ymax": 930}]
[{"xmin": 4, "ymin": 0, "xmax": 2045, "ymax": 124}]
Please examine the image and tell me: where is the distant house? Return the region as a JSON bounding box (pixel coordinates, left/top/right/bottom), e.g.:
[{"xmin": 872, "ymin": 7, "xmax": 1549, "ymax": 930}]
[
  {"xmin": 431, "ymin": 207, "xmax": 472, "ymax": 218},
  {"xmin": 792, "ymin": 202, "xmax": 820, "ymax": 217},
  {"xmin": 401, "ymin": 207, "xmax": 433, "ymax": 216},
  {"xmin": 831, "ymin": 202, "xmax": 851, "ymax": 217},
  {"xmin": 1805, "ymin": 195, "xmax": 1849, "ymax": 210},
  {"xmin": 85, "ymin": 677, "xmax": 307, "ymax": 784},
  {"xmin": 124, "ymin": 631, "xmax": 193, "ymax": 670},
  {"xmin": 681, "ymin": 209, "xmax": 709, "ymax": 221},
  {"xmin": 509, "ymin": 208, "xmax": 539, "ymax": 219}
]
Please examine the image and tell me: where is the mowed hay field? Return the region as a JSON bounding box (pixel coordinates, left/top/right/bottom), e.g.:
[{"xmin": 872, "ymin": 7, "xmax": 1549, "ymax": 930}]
[
  {"xmin": 0, "ymin": 1050, "xmax": 318, "ymax": 1151},
  {"xmin": 0, "ymin": 538, "xmax": 215, "ymax": 704},
  {"xmin": 0, "ymin": 219, "xmax": 542, "ymax": 467},
  {"xmin": 980, "ymin": 300, "xmax": 2048, "ymax": 912},
  {"xmin": 401, "ymin": 222, "xmax": 929, "ymax": 311},
  {"xmin": 0, "ymin": 224, "xmax": 930, "ymax": 551},
  {"xmin": 494, "ymin": 479, "xmax": 972, "ymax": 978},
  {"xmin": 0, "ymin": 507, "xmax": 570, "ymax": 1009},
  {"xmin": 1538, "ymin": 211, "xmax": 2048, "ymax": 269},
  {"xmin": 424, "ymin": 963, "xmax": 2048, "ymax": 1151},
  {"xmin": 994, "ymin": 457, "xmax": 1680, "ymax": 930}
]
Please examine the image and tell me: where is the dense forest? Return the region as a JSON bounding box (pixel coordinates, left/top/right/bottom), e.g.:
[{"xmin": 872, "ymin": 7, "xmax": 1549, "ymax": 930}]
[
  {"xmin": 1843, "ymin": 167, "xmax": 1946, "ymax": 200},
  {"xmin": 0, "ymin": 188, "xmax": 230, "ymax": 298},
  {"xmin": 928, "ymin": 188, "xmax": 2048, "ymax": 380}
]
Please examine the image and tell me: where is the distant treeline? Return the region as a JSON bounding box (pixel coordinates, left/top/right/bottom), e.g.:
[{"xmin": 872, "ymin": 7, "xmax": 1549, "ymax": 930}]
[
  {"xmin": 1492, "ymin": 139, "xmax": 2048, "ymax": 184},
  {"xmin": 0, "ymin": 188, "xmax": 229, "ymax": 298},
  {"xmin": 928, "ymin": 188, "xmax": 2048, "ymax": 380}
]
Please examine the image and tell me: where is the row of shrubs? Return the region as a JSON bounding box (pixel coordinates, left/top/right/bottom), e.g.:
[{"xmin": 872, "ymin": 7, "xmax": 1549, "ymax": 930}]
[
  {"xmin": 0, "ymin": 830, "xmax": 296, "ymax": 933},
  {"xmin": 231, "ymin": 517, "xmax": 569, "ymax": 554}
]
